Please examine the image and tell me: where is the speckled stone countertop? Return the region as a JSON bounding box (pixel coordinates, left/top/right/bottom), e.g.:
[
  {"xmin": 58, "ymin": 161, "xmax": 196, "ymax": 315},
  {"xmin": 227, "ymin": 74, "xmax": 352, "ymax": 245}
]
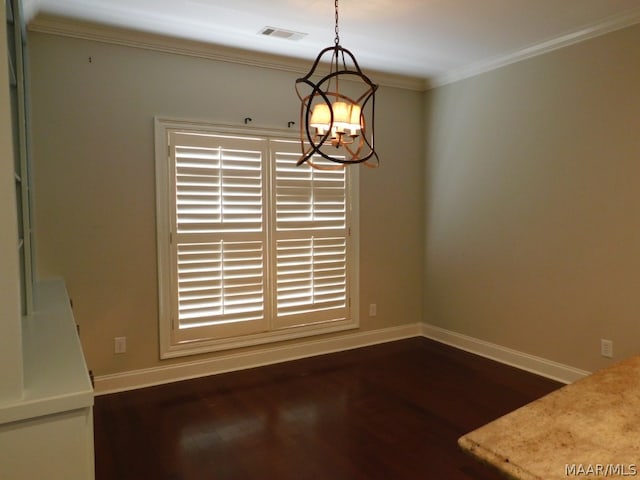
[{"xmin": 458, "ymin": 356, "xmax": 640, "ymax": 479}]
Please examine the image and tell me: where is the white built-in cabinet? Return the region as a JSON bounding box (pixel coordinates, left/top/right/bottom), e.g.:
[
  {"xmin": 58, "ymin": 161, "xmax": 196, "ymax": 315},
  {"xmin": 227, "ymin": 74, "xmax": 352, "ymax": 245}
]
[
  {"xmin": 0, "ymin": 1, "xmax": 95, "ymax": 478},
  {"xmin": 0, "ymin": 281, "xmax": 95, "ymax": 480}
]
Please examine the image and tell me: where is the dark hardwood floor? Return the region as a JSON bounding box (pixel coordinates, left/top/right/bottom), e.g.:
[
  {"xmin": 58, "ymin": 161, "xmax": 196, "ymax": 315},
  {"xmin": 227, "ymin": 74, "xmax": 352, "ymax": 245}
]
[{"xmin": 94, "ymin": 337, "xmax": 562, "ymax": 479}]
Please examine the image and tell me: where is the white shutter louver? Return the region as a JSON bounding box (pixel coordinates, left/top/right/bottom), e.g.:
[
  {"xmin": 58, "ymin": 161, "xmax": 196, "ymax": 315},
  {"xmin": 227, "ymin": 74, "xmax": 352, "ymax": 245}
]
[
  {"xmin": 274, "ymin": 151, "xmax": 346, "ymax": 231},
  {"xmin": 276, "ymin": 236, "xmax": 347, "ymax": 316},
  {"xmin": 171, "ymin": 132, "xmax": 267, "ymax": 334},
  {"xmin": 272, "ymin": 141, "xmax": 350, "ymax": 326},
  {"xmin": 177, "ymin": 241, "xmax": 265, "ymax": 327}
]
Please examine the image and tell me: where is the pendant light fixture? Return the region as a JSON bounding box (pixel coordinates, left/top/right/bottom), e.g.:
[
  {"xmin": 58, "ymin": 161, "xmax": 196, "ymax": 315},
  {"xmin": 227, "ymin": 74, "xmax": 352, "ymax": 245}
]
[{"xmin": 295, "ymin": 0, "xmax": 379, "ymax": 169}]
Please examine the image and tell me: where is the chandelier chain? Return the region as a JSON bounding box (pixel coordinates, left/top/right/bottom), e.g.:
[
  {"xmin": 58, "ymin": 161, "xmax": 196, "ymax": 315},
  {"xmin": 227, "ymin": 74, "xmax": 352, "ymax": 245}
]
[{"xmin": 334, "ymin": 0, "xmax": 340, "ymax": 45}]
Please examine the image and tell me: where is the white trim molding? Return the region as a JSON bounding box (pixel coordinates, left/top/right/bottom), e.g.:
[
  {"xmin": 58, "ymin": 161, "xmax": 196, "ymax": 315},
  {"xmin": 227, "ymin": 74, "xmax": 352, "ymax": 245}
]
[
  {"xmin": 27, "ymin": 14, "xmax": 428, "ymax": 92},
  {"xmin": 433, "ymin": 6, "xmax": 640, "ymax": 87},
  {"xmin": 94, "ymin": 323, "xmax": 423, "ymax": 395},
  {"xmin": 27, "ymin": 6, "xmax": 640, "ymax": 91},
  {"xmin": 420, "ymin": 323, "xmax": 590, "ymax": 384},
  {"xmin": 94, "ymin": 322, "xmax": 590, "ymax": 394}
]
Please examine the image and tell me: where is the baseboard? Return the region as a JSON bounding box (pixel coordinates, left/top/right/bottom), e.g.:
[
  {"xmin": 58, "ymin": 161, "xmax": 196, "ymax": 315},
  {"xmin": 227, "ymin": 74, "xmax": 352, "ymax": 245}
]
[
  {"xmin": 420, "ymin": 323, "xmax": 590, "ymax": 384},
  {"xmin": 94, "ymin": 323, "xmax": 423, "ymax": 395},
  {"xmin": 95, "ymin": 322, "xmax": 590, "ymax": 394}
]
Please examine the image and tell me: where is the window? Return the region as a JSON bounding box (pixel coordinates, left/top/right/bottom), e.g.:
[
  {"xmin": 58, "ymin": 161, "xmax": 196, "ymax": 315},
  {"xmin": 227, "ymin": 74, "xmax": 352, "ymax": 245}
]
[{"xmin": 155, "ymin": 119, "xmax": 359, "ymax": 358}]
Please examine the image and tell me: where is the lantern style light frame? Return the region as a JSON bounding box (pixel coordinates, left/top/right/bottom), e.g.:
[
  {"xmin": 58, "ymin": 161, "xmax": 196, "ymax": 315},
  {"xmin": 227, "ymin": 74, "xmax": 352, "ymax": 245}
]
[{"xmin": 295, "ymin": 0, "xmax": 379, "ymax": 169}]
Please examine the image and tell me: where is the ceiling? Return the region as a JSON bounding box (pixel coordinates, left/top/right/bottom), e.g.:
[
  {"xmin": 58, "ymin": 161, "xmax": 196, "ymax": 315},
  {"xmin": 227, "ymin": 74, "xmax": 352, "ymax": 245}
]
[{"xmin": 22, "ymin": 0, "xmax": 640, "ymax": 83}]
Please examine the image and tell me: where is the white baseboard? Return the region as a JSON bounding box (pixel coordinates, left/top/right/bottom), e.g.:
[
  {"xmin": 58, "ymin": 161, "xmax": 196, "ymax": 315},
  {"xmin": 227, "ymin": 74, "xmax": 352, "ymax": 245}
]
[
  {"xmin": 94, "ymin": 322, "xmax": 590, "ymax": 395},
  {"xmin": 94, "ymin": 323, "xmax": 423, "ymax": 395},
  {"xmin": 420, "ymin": 323, "xmax": 590, "ymax": 384}
]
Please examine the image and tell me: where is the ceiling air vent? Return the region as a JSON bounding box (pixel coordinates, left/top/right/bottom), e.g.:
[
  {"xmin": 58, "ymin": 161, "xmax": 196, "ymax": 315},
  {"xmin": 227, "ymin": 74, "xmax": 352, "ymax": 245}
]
[{"xmin": 259, "ymin": 26, "xmax": 307, "ymax": 41}]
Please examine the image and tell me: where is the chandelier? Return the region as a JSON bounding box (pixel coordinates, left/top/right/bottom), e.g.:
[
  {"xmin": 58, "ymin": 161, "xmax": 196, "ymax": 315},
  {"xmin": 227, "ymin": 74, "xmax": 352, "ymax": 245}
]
[{"xmin": 295, "ymin": 0, "xmax": 379, "ymax": 169}]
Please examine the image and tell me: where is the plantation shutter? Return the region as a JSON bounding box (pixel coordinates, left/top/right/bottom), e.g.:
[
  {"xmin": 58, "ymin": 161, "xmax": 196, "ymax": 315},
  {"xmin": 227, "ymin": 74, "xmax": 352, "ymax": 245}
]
[
  {"xmin": 157, "ymin": 121, "xmax": 358, "ymax": 356},
  {"xmin": 169, "ymin": 131, "xmax": 269, "ymax": 341},
  {"xmin": 271, "ymin": 140, "xmax": 350, "ymax": 329}
]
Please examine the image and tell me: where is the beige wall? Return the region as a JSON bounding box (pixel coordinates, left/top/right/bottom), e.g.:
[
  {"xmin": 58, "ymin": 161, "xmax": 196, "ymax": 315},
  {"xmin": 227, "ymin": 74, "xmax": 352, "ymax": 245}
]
[
  {"xmin": 424, "ymin": 23, "xmax": 640, "ymax": 372},
  {"xmin": 28, "ymin": 32, "xmax": 425, "ymax": 376}
]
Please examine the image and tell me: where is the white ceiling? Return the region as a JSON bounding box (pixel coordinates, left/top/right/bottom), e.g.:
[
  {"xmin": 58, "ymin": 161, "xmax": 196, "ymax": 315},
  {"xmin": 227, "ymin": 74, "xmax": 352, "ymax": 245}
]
[{"xmin": 22, "ymin": 0, "xmax": 640, "ymax": 83}]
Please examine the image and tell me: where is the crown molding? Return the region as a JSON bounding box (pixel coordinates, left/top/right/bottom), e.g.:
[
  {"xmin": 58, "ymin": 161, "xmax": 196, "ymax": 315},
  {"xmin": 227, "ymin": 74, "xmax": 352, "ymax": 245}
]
[
  {"xmin": 29, "ymin": 6, "xmax": 640, "ymax": 92},
  {"xmin": 27, "ymin": 14, "xmax": 429, "ymax": 92},
  {"xmin": 432, "ymin": 6, "xmax": 640, "ymax": 87}
]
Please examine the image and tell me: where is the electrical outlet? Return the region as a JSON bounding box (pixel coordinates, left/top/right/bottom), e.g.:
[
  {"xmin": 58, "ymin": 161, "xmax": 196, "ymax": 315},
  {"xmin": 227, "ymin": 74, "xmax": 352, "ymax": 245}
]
[
  {"xmin": 114, "ymin": 336, "xmax": 127, "ymax": 354},
  {"xmin": 369, "ymin": 304, "xmax": 377, "ymax": 317},
  {"xmin": 600, "ymin": 339, "xmax": 613, "ymax": 359}
]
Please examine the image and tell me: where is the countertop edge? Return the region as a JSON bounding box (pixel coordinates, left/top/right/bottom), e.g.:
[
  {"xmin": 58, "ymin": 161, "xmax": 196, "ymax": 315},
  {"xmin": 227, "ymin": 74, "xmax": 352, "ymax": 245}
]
[{"xmin": 458, "ymin": 435, "xmax": 541, "ymax": 480}]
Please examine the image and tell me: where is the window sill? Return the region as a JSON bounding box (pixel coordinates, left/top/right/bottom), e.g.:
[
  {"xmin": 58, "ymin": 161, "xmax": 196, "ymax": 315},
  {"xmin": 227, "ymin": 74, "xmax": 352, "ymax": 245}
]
[{"xmin": 162, "ymin": 318, "xmax": 359, "ymax": 359}]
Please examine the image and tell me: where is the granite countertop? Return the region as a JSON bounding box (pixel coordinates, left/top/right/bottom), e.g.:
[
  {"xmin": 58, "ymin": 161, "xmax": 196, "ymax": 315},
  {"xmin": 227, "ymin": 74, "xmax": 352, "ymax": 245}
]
[{"xmin": 458, "ymin": 356, "xmax": 640, "ymax": 480}]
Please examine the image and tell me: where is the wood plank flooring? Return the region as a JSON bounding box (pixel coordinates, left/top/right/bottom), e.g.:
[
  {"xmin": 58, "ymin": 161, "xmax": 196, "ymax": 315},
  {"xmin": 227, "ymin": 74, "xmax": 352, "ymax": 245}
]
[{"xmin": 94, "ymin": 337, "xmax": 562, "ymax": 479}]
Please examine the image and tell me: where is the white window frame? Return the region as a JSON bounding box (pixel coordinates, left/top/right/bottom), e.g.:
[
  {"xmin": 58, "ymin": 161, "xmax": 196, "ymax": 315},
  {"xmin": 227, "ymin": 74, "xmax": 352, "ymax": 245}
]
[{"xmin": 155, "ymin": 118, "xmax": 360, "ymax": 358}]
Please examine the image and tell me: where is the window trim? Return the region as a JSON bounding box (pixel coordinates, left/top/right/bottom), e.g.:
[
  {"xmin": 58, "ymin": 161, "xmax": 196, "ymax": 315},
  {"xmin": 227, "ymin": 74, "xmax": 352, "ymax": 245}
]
[{"xmin": 155, "ymin": 117, "xmax": 360, "ymax": 359}]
